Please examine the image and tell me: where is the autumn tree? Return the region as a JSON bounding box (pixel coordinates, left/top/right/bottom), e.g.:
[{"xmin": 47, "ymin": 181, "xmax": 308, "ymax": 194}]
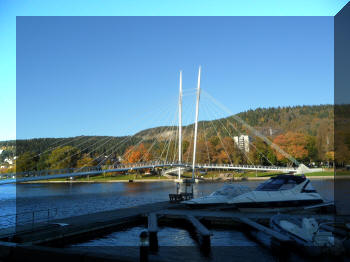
[
  {"xmin": 124, "ymin": 144, "xmax": 151, "ymax": 163},
  {"xmin": 325, "ymin": 151, "xmax": 334, "ymax": 167},
  {"xmin": 273, "ymin": 132, "xmax": 309, "ymax": 163}
]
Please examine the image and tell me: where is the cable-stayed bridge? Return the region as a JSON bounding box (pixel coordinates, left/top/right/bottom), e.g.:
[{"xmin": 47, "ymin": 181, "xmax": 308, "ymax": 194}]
[
  {"xmin": 1, "ymin": 67, "xmax": 323, "ymax": 185},
  {"xmin": 0, "ymin": 161, "xmax": 312, "ymax": 185}
]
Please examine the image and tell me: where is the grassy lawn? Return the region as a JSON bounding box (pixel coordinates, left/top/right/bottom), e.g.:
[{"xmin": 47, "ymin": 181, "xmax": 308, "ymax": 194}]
[
  {"xmin": 183, "ymin": 170, "xmax": 335, "ymax": 179},
  {"xmin": 24, "ymin": 169, "xmax": 338, "ymax": 183},
  {"xmin": 181, "ymin": 170, "xmax": 283, "ymax": 179},
  {"xmin": 305, "ymin": 171, "xmax": 334, "ymax": 176},
  {"xmin": 39, "ymin": 173, "xmax": 170, "ymax": 182},
  {"xmin": 78, "ymin": 174, "xmax": 168, "ymax": 181}
]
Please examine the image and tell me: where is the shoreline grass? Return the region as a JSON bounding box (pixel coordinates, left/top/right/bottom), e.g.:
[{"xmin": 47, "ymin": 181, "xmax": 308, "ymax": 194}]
[{"xmin": 25, "ymin": 170, "xmax": 337, "ymax": 183}]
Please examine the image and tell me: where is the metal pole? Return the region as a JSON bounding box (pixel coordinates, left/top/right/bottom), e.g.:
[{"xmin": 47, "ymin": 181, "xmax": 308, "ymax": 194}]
[
  {"xmin": 192, "ymin": 66, "xmax": 201, "ymax": 179},
  {"xmin": 178, "ymin": 71, "xmax": 183, "ymax": 180}
]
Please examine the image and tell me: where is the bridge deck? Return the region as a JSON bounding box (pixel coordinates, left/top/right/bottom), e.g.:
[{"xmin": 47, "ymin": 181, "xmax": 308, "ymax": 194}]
[{"xmin": 0, "ymin": 162, "xmax": 299, "ymax": 184}]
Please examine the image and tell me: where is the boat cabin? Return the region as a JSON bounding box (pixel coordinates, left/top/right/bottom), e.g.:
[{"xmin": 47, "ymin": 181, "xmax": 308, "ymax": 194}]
[{"xmin": 255, "ymin": 175, "xmax": 306, "ymax": 191}]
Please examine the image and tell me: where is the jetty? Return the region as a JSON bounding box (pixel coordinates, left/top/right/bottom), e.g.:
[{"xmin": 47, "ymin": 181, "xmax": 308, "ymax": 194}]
[{"xmin": 1, "ymin": 199, "xmax": 346, "ymax": 262}]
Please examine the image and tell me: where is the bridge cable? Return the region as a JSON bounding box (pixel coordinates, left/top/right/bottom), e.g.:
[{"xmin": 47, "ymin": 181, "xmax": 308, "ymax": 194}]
[
  {"xmin": 201, "ymin": 120, "xmax": 211, "ymax": 165},
  {"xmin": 201, "ymin": 101, "xmax": 233, "ymax": 165},
  {"xmin": 113, "ymin": 99, "xmax": 178, "ymax": 166},
  {"xmin": 204, "ymin": 93, "xmax": 278, "ymax": 167},
  {"xmin": 92, "ymin": 97, "xmax": 178, "ymax": 168},
  {"xmin": 139, "ymin": 114, "xmax": 180, "ymax": 163},
  {"xmin": 204, "ymin": 98, "xmax": 255, "ymax": 165},
  {"xmin": 22, "ymin": 135, "xmax": 86, "ymax": 164},
  {"xmin": 202, "ymin": 90, "xmax": 299, "ymax": 166}
]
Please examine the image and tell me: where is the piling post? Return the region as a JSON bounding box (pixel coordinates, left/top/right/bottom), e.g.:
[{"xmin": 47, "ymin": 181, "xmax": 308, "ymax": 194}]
[
  {"xmin": 139, "ymin": 230, "xmax": 149, "ymax": 262},
  {"xmin": 147, "ymin": 213, "xmax": 159, "ymax": 252}
]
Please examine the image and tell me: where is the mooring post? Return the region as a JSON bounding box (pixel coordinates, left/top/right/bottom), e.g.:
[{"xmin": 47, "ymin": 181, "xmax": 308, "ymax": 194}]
[
  {"xmin": 139, "ymin": 230, "xmax": 149, "ymax": 262},
  {"xmin": 148, "ymin": 213, "xmax": 158, "ymax": 252}
]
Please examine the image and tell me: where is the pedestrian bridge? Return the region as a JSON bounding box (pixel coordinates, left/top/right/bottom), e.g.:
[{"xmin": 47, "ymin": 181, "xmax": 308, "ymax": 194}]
[
  {"xmin": 0, "ymin": 69, "xmax": 324, "ymax": 185},
  {"xmin": 0, "ymin": 162, "xmax": 321, "ymax": 185}
]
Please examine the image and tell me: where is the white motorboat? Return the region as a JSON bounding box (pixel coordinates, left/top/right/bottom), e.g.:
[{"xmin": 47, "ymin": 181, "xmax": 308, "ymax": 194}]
[
  {"xmin": 227, "ymin": 174, "xmax": 324, "ymax": 210},
  {"xmin": 270, "ymin": 214, "xmax": 345, "ymax": 256},
  {"xmin": 183, "ymin": 184, "xmax": 251, "ymax": 207}
]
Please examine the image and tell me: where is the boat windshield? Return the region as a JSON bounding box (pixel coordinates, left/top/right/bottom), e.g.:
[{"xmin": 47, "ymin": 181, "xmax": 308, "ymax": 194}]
[
  {"xmin": 210, "ymin": 185, "xmax": 251, "ymax": 197},
  {"xmin": 255, "ymin": 175, "xmax": 305, "ymax": 191}
]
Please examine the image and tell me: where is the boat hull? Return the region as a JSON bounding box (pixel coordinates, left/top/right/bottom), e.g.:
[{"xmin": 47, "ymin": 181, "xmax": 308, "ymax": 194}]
[{"xmin": 270, "ymin": 214, "xmax": 344, "ymax": 257}]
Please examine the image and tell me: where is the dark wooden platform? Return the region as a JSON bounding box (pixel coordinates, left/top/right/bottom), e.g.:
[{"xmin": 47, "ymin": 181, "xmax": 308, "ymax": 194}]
[
  {"xmin": 0, "ymin": 200, "xmax": 348, "ymax": 262},
  {"xmin": 1, "ymin": 201, "xmax": 174, "ymax": 245}
]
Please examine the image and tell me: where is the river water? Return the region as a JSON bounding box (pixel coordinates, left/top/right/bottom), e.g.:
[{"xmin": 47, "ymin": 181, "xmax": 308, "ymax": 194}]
[
  {"xmin": 0, "ymin": 179, "xmax": 336, "ymax": 229},
  {"xmin": 0, "ymin": 178, "xmax": 347, "ymax": 261}
]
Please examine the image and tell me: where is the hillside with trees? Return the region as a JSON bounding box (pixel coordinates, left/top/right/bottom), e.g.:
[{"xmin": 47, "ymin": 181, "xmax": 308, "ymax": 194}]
[{"xmin": 0, "ymin": 105, "xmax": 335, "ymax": 173}]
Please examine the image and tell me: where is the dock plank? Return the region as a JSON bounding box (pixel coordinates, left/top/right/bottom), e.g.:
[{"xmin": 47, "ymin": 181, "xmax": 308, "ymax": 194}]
[
  {"xmin": 186, "ymin": 215, "xmax": 211, "ymax": 236},
  {"xmin": 238, "ymin": 217, "xmax": 291, "ymax": 242}
]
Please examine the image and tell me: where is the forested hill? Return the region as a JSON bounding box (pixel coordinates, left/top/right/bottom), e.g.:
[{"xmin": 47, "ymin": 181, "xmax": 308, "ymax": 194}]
[
  {"xmin": 1, "ymin": 136, "xmax": 140, "ymax": 158},
  {"xmin": 136, "ymin": 105, "xmax": 333, "ymax": 145},
  {"xmin": 0, "ymin": 105, "xmax": 334, "ymax": 171}
]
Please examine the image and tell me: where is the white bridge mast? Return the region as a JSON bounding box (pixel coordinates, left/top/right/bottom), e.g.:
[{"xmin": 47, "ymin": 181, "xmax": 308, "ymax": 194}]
[
  {"xmin": 178, "ymin": 71, "xmax": 183, "ymax": 180},
  {"xmin": 192, "ymin": 66, "xmax": 201, "ymax": 179}
]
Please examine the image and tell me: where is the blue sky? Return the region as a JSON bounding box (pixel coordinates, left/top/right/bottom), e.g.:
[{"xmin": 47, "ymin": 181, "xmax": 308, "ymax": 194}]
[{"xmin": 1, "ymin": 1, "xmax": 348, "ymax": 140}]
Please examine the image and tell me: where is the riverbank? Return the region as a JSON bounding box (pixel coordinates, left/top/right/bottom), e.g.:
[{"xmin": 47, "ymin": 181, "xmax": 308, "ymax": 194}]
[
  {"xmin": 22, "ymin": 175, "xmax": 340, "ymax": 183},
  {"xmin": 17, "ymin": 170, "xmax": 340, "ymax": 184}
]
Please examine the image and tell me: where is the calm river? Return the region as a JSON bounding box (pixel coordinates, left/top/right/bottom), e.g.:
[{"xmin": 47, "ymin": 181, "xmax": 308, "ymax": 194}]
[{"xmin": 0, "ymin": 179, "xmax": 336, "ymax": 229}]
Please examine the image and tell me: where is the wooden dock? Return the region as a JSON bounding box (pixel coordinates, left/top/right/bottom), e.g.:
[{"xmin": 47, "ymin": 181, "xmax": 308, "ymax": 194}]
[
  {"xmin": 186, "ymin": 215, "xmax": 212, "ymax": 250},
  {"xmin": 2, "ymin": 201, "xmax": 173, "ymax": 245},
  {"xmin": 0, "ymin": 200, "xmax": 347, "ymax": 262}
]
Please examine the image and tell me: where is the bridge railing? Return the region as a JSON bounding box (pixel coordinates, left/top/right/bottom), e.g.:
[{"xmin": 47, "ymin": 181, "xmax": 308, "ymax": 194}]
[
  {"xmin": 194, "ymin": 163, "xmax": 296, "ymax": 170},
  {"xmin": 0, "ymin": 161, "xmax": 297, "ymax": 181}
]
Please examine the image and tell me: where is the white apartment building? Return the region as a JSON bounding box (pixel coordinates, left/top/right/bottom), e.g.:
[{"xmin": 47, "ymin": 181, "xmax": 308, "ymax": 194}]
[{"xmin": 233, "ymin": 135, "xmax": 251, "ymax": 153}]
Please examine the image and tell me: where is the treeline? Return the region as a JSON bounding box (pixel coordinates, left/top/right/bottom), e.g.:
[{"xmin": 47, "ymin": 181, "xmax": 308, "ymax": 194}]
[
  {"xmin": 124, "ymin": 131, "xmax": 330, "ymax": 166},
  {"xmin": 0, "ymin": 104, "xmax": 337, "ymax": 172},
  {"xmin": 137, "ymin": 104, "xmax": 334, "ymax": 163},
  {"xmin": 3, "ymin": 136, "xmax": 141, "ymax": 173},
  {"xmin": 12, "ymin": 136, "xmax": 140, "ymax": 156}
]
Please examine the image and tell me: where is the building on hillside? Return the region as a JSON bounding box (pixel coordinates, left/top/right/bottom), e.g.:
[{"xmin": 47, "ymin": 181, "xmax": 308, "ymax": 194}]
[{"xmin": 233, "ymin": 135, "xmax": 251, "ymax": 153}]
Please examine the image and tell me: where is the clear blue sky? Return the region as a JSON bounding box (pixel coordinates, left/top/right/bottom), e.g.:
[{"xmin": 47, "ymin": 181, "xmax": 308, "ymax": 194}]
[{"xmin": 0, "ymin": 1, "xmax": 348, "ymax": 140}]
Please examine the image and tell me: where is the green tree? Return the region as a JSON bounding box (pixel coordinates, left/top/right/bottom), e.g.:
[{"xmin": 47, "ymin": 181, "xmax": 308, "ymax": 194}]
[
  {"xmin": 48, "ymin": 146, "xmax": 80, "ymax": 169},
  {"xmin": 306, "ymin": 136, "xmax": 318, "ymax": 162},
  {"xmin": 36, "ymin": 152, "xmax": 50, "ymax": 170},
  {"xmin": 77, "ymin": 154, "xmax": 97, "ymax": 167},
  {"xmin": 16, "ymin": 152, "xmax": 37, "ymax": 172}
]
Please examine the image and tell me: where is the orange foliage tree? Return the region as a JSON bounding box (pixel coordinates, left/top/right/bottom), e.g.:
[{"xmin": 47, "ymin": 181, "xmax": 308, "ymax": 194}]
[
  {"xmin": 124, "ymin": 144, "xmax": 151, "ymax": 163},
  {"xmin": 273, "ymin": 132, "xmax": 308, "ymax": 162}
]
